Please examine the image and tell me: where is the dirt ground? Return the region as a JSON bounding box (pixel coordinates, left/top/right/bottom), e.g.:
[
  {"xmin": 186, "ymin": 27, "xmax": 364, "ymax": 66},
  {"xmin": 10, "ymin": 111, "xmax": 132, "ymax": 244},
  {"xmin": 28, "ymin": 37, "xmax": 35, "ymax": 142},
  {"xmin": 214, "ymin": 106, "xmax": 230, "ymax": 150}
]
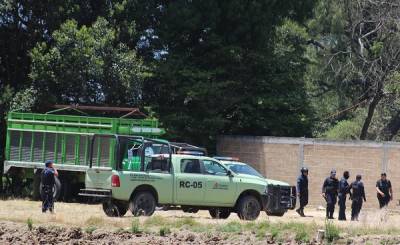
[{"xmin": 1, "ymin": 199, "xmax": 400, "ymax": 244}]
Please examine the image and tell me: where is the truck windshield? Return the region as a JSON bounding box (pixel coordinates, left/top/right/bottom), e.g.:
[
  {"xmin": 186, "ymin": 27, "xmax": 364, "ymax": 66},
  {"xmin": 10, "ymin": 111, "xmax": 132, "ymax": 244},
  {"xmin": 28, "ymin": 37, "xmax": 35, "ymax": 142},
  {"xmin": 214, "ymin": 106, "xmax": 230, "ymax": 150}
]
[{"xmin": 225, "ymin": 163, "xmax": 264, "ymax": 178}]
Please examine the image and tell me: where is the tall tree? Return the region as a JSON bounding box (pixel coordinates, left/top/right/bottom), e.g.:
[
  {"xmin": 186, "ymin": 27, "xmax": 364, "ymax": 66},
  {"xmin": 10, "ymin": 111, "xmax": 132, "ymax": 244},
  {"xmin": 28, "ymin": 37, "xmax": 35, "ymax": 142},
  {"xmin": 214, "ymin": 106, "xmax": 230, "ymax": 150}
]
[{"xmin": 139, "ymin": 1, "xmax": 316, "ymax": 149}]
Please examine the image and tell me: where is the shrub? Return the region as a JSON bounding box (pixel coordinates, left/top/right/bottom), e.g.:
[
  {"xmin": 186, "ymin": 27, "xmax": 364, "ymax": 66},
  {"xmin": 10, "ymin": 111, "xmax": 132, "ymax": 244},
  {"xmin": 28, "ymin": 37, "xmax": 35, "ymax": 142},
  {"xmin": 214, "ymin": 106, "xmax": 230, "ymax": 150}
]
[
  {"xmin": 27, "ymin": 218, "xmax": 33, "ymax": 231},
  {"xmin": 325, "ymin": 220, "xmax": 340, "ymax": 242},
  {"xmin": 159, "ymin": 227, "xmax": 171, "ymax": 236},
  {"xmin": 131, "ymin": 218, "xmax": 141, "ymax": 234}
]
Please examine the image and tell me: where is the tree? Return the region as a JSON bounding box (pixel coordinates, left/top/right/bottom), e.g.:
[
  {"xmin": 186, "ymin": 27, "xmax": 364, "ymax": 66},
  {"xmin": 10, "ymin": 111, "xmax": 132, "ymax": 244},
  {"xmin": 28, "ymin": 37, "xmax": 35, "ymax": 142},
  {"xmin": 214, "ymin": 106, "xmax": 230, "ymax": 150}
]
[
  {"xmin": 30, "ymin": 17, "xmax": 147, "ymax": 107},
  {"xmin": 140, "ymin": 0, "xmax": 316, "ymax": 149},
  {"xmin": 307, "ymin": 0, "xmax": 400, "ymax": 140}
]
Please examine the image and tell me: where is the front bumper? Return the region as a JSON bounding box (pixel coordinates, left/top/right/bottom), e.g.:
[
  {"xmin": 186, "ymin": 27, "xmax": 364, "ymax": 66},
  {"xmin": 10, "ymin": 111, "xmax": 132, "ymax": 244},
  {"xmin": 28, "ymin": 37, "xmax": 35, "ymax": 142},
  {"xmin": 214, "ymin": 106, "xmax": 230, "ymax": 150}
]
[{"xmin": 262, "ymin": 185, "xmax": 296, "ymax": 212}]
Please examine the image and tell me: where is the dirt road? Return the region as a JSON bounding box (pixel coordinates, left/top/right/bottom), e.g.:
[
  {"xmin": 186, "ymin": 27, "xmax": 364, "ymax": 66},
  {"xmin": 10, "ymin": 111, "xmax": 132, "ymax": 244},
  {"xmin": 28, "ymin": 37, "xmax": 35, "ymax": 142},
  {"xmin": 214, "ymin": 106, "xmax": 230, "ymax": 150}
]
[{"xmin": 0, "ymin": 199, "xmax": 400, "ymax": 244}]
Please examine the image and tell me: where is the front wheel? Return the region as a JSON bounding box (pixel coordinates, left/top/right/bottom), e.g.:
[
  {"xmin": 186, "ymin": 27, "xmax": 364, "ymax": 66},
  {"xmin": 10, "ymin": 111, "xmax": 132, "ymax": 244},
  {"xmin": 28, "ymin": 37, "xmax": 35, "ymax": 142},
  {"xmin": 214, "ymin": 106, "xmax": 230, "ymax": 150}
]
[
  {"xmin": 102, "ymin": 201, "xmax": 128, "ymax": 217},
  {"xmin": 130, "ymin": 191, "xmax": 156, "ymax": 217},
  {"xmin": 237, "ymin": 195, "xmax": 261, "ymax": 220},
  {"xmin": 209, "ymin": 208, "xmax": 231, "ymax": 219},
  {"xmin": 266, "ymin": 210, "xmax": 286, "ymax": 217}
]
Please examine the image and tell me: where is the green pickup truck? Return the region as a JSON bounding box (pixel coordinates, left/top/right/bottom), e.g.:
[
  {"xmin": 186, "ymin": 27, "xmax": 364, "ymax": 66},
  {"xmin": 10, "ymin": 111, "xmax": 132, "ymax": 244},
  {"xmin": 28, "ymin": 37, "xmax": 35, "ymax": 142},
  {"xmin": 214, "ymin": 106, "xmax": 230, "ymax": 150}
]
[{"xmin": 82, "ymin": 137, "xmax": 296, "ymax": 220}]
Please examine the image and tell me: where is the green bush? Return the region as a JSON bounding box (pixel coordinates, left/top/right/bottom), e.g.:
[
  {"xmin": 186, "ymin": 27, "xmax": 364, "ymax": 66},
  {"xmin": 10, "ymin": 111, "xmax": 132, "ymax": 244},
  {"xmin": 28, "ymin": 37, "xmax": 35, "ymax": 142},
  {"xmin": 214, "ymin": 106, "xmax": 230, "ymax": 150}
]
[
  {"xmin": 159, "ymin": 227, "xmax": 171, "ymax": 236},
  {"xmin": 27, "ymin": 218, "xmax": 33, "ymax": 231},
  {"xmin": 131, "ymin": 218, "xmax": 141, "ymax": 234},
  {"xmin": 85, "ymin": 226, "xmax": 97, "ymax": 234},
  {"xmin": 325, "ymin": 220, "xmax": 340, "ymax": 242}
]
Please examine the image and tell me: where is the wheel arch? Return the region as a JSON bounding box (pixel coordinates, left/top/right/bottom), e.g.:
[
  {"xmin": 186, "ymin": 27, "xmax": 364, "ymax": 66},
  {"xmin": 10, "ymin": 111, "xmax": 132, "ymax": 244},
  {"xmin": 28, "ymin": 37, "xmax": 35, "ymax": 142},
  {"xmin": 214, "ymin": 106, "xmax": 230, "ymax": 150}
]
[
  {"xmin": 130, "ymin": 184, "xmax": 159, "ymax": 204},
  {"xmin": 234, "ymin": 189, "xmax": 263, "ymax": 210}
]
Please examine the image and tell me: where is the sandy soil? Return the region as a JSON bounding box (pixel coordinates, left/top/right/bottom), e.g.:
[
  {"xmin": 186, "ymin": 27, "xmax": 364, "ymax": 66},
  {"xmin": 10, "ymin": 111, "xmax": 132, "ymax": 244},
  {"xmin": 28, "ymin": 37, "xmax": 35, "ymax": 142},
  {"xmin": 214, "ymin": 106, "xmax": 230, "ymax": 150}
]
[{"xmin": 0, "ymin": 199, "xmax": 400, "ymax": 244}]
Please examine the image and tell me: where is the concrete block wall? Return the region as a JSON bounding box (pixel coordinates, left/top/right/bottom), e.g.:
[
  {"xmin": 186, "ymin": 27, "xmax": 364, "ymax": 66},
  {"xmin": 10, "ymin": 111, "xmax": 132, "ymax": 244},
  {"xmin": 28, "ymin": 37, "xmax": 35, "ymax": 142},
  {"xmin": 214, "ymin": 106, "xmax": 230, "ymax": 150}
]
[{"xmin": 217, "ymin": 136, "xmax": 400, "ymax": 209}]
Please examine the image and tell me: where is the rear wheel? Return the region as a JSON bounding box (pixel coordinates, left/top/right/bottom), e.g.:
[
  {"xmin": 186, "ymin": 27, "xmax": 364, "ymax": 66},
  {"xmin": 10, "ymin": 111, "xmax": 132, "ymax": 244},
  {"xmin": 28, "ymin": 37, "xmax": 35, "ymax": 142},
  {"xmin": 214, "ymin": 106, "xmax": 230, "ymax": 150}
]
[
  {"xmin": 237, "ymin": 195, "xmax": 261, "ymax": 220},
  {"xmin": 209, "ymin": 208, "xmax": 231, "ymax": 219},
  {"xmin": 130, "ymin": 191, "xmax": 156, "ymax": 216},
  {"xmin": 103, "ymin": 200, "xmax": 128, "ymax": 217},
  {"xmin": 40, "ymin": 176, "xmax": 61, "ymax": 201}
]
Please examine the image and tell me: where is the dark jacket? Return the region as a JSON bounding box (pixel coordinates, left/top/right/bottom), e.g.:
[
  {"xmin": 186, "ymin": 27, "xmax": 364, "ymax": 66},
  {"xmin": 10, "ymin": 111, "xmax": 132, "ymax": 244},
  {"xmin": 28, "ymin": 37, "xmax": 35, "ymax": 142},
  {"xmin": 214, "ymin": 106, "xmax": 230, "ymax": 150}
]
[
  {"xmin": 41, "ymin": 167, "xmax": 55, "ymax": 186},
  {"xmin": 338, "ymin": 177, "xmax": 350, "ymax": 197},
  {"xmin": 297, "ymin": 174, "xmax": 308, "ymax": 195},
  {"xmin": 322, "ymin": 177, "xmax": 339, "ymax": 195},
  {"xmin": 350, "ymin": 180, "xmax": 366, "ymax": 202}
]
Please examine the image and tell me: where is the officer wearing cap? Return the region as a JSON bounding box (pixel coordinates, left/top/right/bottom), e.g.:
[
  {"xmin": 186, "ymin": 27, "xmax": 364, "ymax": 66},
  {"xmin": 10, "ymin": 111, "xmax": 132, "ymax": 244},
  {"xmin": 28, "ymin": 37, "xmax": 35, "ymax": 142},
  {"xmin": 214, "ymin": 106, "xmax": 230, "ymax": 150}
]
[
  {"xmin": 376, "ymin": 173, "xmax": 393, "ymax": 208},
  {"xmin": 296, "ymin": 167, "xmax": 309, "ymax": 217},
  {"xmin": 322, "ymin": 169, "xmax": 339, "ymax": 219},
  {"xmin": 41, "ymin": 160, "xmax": 58, "ymax": 213},
  {"xmin": 338, "ymin": 171, "xmax": 350, "ymax": 220},
  {"xmin": 349, "ymin": 174, "xmax": 366, "ymax": 221}
]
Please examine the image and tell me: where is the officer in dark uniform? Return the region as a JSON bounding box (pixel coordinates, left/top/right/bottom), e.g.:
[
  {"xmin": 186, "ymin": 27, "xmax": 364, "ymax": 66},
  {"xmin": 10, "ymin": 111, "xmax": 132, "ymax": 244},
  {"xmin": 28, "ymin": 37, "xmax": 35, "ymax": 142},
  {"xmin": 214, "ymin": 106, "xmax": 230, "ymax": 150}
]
[
  {"xmin": 376, "ymin": 173, "xmax": 393, "ymax": 208},
  {"xmin": 322, "ymin": 170, "xmax": 339, "ymax": 219},
  {"xmin": 296, "ymin": 167, "xmax": 309, "ymax": 217},
  {"xmin": 41, "ymin": 160, "xmax": 58, "ymax": 213},
  {"xmin": 349, "ymin": 174, "xmax": 366, "ymax": 221},
  {"xmin": 338, "ymin": 171, "xmax": 350, "ymax": 220}
]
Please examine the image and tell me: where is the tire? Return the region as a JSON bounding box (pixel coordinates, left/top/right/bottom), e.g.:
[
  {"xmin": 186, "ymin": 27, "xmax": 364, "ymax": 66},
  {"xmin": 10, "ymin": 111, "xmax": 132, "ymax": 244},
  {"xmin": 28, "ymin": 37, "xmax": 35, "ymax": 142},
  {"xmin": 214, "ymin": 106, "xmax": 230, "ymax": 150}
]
[
  {"xmin": 266, "ymin": 210, "xmax": 286, "ymax": 217},
  {"xmin": 40, "ymin": 176, "xmax": 61, "ymax": 201},
  {"xmin": 130, "ymin": 191, "xmax": 156, "ymax": 217},
  {"xmin": 102, "ymin": 201, "xmax": 128, "ymax": 217},
  {"xmin": 209, "ymin": 208, "xmax": 231, "ymax": 219},
  {"xmin": 237, "ymin": 195, "xmax": 261, "ymax": 221},
  {"xmin": 32, "ymin": 171, "xmax": 41, "ymax": 200}
]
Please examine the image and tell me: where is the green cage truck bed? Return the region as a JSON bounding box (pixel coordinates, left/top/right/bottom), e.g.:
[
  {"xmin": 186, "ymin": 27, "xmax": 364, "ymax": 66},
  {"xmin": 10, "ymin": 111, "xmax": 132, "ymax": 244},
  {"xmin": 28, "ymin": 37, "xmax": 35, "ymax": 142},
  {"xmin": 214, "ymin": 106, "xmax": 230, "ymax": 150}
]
[{"xmin": 3, "ymin": 110, "xmax": 164, "ymax": 200}]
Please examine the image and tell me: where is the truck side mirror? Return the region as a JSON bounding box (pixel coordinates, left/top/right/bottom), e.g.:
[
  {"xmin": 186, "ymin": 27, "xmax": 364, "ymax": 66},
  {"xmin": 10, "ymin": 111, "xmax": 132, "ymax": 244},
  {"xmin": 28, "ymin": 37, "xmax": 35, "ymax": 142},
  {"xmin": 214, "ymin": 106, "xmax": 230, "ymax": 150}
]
[{"xmin": 227, "ymin": 170, "xmax": 233, "ymax": 177}]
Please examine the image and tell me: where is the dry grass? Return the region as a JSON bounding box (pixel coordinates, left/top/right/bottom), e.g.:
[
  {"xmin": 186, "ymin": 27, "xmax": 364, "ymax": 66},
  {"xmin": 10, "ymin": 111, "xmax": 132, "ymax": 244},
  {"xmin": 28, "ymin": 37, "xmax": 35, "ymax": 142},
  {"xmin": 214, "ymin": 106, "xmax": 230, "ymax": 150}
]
[{"xmin": 0, "ymin": 199, "xmax": 400, "ymax": 238}]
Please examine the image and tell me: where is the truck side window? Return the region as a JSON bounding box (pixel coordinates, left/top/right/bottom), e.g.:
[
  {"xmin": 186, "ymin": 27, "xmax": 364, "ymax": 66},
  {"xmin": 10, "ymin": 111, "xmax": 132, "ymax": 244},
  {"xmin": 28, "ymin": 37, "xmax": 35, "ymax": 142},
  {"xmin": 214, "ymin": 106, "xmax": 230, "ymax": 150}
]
[
  {"xmin": 181, "ymin": 159, "xmax": 201, "ymax": 174},
  {"xmin": 203, "ymin": 160, "xmax": 227, "ymax": 176}
]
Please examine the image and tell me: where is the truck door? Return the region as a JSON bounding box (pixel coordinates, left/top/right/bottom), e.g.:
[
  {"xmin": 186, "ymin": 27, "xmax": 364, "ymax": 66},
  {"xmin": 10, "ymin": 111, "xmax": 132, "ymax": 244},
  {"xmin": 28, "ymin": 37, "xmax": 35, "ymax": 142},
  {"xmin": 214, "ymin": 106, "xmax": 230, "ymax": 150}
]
[
  {"xmin": 174, "ymin": 158, "xmax": 206, "ymax": 204},
  {"xmin": 85, "ymin": 135, "xmax": 117, "ymax": 190},
  {"xmin": 202, "ymin": 160, "xmax": 236, "ymax": 205}
]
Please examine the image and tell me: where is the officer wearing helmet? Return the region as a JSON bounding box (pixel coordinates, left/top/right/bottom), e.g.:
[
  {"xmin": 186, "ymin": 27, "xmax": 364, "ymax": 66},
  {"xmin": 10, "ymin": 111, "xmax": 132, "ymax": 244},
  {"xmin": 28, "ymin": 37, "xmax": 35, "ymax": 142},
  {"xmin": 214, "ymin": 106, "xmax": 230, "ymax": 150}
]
[
  {"xmin": 296, "ymin": 167, "xmax": 309, "ymax": 217},
  {"xmin": 322, "ymin": 169, "xmax": 339, "ymax": 219},
  {"xmin": 41, "ymin": 160, "xmax": 58, "ymax": 213}
]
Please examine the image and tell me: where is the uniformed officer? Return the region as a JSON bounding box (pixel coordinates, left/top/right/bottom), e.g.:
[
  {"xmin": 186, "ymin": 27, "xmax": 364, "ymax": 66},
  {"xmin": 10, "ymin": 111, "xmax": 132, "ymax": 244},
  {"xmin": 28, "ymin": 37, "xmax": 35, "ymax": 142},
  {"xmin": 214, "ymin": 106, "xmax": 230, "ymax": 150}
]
[
  {"xmin": 376, "ymin": 173, "xmax": 393, "ymax": 208},
  {"xmin": 349, "ymin": 174, "xmax": 366, "ymax": 221},
  {"xmin": 41, "ymin": 160, "xmax": 58, "ymax": 213},
  {"xmin": 296, "ymin": 167, "xmax": 309, "ymax": 217},
  {"xmin": 338, "ymin": 171, "xmax": 350, "ymax": 221},
  {"xmin": 322, "ymin": 170, "xmax": 339, "ymax": 219}
]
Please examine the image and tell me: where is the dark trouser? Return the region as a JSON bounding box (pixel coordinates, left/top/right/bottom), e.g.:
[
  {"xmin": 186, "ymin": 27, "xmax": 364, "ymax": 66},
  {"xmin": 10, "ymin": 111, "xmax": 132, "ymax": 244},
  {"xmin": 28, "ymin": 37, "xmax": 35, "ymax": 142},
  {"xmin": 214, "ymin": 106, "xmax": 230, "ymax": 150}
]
[
  {"xmin": 298, "ymin": 192, "xmax": 308, "ymax": 212},
  {"xmin": 325, "ymin": 193, "xmax": 337, "ymax": 219},
  {"xmin": 338, "ymin": 194, "xmax": 346, "ymax": 220},
  {"xmin": 42, "ymin": 185, "xmax": 54, "ymax": 212},
  {"xmin": 378, "ymin": 195, "xmax": 390, "ymax": 208},
  {"xmin": 351, "ymin": 199, "xmax": 363, "ymax": 220}
]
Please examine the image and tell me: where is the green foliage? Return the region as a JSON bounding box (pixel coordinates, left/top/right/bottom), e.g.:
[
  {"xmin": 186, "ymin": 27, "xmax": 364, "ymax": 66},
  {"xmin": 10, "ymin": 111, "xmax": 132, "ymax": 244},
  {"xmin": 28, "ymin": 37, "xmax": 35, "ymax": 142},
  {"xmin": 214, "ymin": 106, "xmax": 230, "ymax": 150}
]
[
  {"xmin": 85, "ymin": 226, "xmax": 97, "ymax": 234},
  {"xmin": 159, "ymin": 226, "xmax": 171, "ymax": 236},
  {"xmin": 9, "ymin": 87, "xmax": 38, "ymax": 112},
  {"xmin": 325, "ymin": 220, "xmax": 340, "ymax": 242},
  {"xmin": 26, "ymin": 217, "xmax": 33, "ymax": 231},
  {"xmin": 217, "ymin": 221, "xmax": 242, "ymax": 233},
  {"xmin": 131, "ymin": 218, "xmax": 141, "ymax": 234},
  {"xmin": 324, "ymin": 119, "xmax": 361, "ymax": 140},
  {"xmin": 29, "ymin": 17, "xmax": 146, "ymax": 106}
]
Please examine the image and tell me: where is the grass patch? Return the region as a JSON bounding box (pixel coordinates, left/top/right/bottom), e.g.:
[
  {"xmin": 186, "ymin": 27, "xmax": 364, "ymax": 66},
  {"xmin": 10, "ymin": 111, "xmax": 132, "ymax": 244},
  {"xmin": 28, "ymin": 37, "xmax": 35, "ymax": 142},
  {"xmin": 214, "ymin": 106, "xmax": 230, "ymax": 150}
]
[
  {"xmin": 217, "ymin": 221, "xmax": 242, "ymax": 233},
  {"xmin": 26, "ymin": 217, "xmax": 33, "ymax": 231},
  {"xmin": 84, "ymin": 226, "xmax": 97, "ymax": 234},
  {"xmin": 159, "ymin": 226, "xmax": 171, "ymax": 236},
  {"xmin": 174, "ymin": 217, "xmax": 199, "ymax": 228},
  {"xmin": 325, "ymin": 220, "xmax": 340, "ymax": 243},
  {"xmin": 85, "ymin": 216, "xmax": 104, "ymax": 227},
  {"xmin": 131, "ymin": 218, "xmax": 141, "ymax": 234},
  {"xmin": 144, "ymin": 215, "xmax": 169, "ymax": 227}
]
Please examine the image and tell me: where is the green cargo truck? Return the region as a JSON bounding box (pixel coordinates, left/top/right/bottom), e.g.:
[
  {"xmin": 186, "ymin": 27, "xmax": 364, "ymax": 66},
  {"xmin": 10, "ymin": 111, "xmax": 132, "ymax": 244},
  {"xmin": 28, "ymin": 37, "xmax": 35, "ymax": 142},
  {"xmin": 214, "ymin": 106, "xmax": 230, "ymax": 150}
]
[
  {"xmin": 81, "ymin": 138, "xmax": 296, "ymax": 220},
  {"xmin": 3, "ymin": 108, "xmax": 164, "ymax": 200}
]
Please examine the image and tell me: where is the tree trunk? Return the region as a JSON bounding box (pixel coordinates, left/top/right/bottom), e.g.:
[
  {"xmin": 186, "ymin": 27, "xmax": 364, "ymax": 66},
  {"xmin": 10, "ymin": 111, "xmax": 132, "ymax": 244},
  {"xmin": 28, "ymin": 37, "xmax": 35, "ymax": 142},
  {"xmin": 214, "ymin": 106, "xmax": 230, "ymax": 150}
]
[
  {"xmin": 380, "ymin": 111, "xmax": 400, "ymax": 141},
  {"xmin": 360, "ymin": 94, "xmax": 382, "ymax": 140}
]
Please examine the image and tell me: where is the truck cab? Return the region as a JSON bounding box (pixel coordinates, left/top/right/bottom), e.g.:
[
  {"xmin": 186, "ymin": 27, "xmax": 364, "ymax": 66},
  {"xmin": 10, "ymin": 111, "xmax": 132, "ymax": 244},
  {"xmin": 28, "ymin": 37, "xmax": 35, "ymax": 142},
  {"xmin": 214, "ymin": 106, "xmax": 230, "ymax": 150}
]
[{"xmin": 82, "ymin": 136, "xmax": 278, "ymax": 220}]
